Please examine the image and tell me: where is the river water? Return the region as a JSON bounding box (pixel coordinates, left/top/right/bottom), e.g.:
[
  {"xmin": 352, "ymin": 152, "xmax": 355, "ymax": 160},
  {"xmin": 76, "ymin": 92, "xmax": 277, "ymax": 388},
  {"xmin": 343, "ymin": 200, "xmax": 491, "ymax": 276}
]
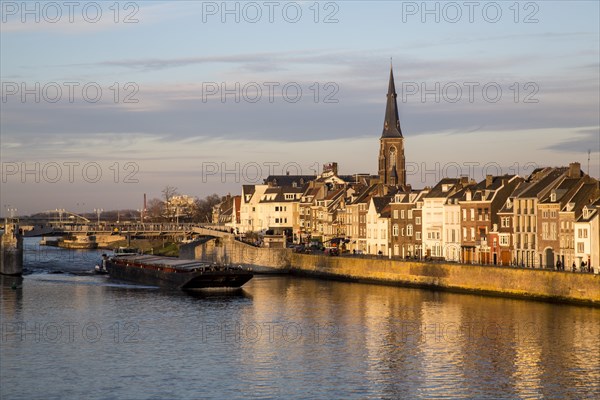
[{"xmin": 1, "ymin": 238, "xmax": 599, "ymax": 399}]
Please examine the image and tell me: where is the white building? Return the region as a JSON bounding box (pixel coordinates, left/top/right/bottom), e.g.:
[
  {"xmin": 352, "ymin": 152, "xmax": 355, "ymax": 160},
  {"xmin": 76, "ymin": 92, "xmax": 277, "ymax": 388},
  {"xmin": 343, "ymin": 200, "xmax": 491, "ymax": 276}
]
[
  {"xmin": 422, "ymin": 179, "xmax": 462, "ymax": 259},
  {"xmin": 366, "ymin": 196, "xmax": 391, "ymax": 256},
  {"xmin": 444, "ymin": 195, "xmax": 462, "ymax": 262},
  {"xmin": 574, "ymin": 201, "xmax": 600, "ymax": 273},
  {"xmin": 240, "ymin": 184, "xmax": 269, "ymax": 233}
]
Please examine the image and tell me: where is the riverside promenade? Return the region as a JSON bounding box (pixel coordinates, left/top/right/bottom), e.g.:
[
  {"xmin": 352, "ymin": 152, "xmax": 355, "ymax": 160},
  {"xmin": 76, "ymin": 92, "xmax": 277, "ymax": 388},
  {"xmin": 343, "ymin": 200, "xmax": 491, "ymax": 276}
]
[{"xmin": 182, "ymin": 236, "xmax": 600, "ymax": 306}]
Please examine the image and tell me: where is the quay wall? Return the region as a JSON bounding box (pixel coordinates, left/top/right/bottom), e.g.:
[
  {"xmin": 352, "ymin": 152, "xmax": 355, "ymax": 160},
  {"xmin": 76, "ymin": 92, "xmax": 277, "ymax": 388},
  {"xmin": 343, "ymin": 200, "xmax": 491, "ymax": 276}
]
[
  {"xmin": 289, "ymin": 254, "xmax": 600, "ymax": 306},
  {"xmin": 180, "ymin": 237, "xmax": 289, "ymax": 273},
  {"xmin": 187, "ymin": 238, "xmax": 600, "ymax": 305}
]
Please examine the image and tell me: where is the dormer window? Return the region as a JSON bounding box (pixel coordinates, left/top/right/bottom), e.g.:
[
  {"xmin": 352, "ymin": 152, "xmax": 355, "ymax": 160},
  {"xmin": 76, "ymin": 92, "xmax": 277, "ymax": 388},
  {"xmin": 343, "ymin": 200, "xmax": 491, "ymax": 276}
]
[
  {"xmin": 550, "ymin": 191, "xmax": 556, "ymax": 202},
  {"xmin": 583, "ymin": 207, "xmax": 590, "ymax": 218}
]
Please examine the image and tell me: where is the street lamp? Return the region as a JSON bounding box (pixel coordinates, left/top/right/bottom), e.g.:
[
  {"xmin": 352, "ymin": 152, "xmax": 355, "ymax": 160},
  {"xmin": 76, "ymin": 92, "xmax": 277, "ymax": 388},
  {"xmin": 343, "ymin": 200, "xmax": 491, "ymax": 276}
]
[
  {"xmin": 94, "ymin": 208, "xmax": 103, "ymax": 225},
  {"xmin": 137, "ymin": 209, "xmax": 146, "ymax": 225},
  {"xmin": 56, "ymin": 208, "xmax": 65, "ymax": 223}
]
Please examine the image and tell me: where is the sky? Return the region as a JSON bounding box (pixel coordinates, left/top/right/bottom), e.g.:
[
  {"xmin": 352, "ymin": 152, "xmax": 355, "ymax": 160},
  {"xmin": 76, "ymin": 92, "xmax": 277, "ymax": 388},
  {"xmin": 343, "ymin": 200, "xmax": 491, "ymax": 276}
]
[{"xmin": 1, "ymin": 0, "xmax": 599, "ymax": 216}]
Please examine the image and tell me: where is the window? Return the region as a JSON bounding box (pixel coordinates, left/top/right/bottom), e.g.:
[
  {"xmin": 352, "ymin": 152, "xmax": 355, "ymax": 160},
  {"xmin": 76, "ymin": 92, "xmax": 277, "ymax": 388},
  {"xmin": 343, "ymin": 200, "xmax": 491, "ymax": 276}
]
[
  {"xmin": 501, "ymin": 217, "xmax": 510, "ymax": 228},
  {"xmin": 401, "ymin": 228, "xmax": 405, "ymax": 237},
  {"xmin": 393, "ymin": 224, "xmax": 399, "ymax": 237},
  {"xmin": 393, "ymin": 210, "xmax": 398, "ymax": 219},
  {"xmin": 389, "ymin": 147, "xmax": 397, "ymax": 168},
  {"xmin": 470, "ymin": 209, "xmax": 475, "ymax": 221},
  {"xmin": 463, "ymin": 227, "xmax": 467, "ymax": 240},
  {"xmin": 542, "ymin": 222, "xmax": 548, "ymax": 240},
  {"xmin": 577, "ymin": 242, "xmax": 585, "ymax": 253},
  {"xmin": 407, "ymin": 224, "xmax": 413, "ymax": 236},
  {"xmin": 401, "ymin": 210, "xmax": 405, "ymax": 219},
  {"xmin": 470, "ymin": 227, "xmax": 475, "ymax": 241},
  {"xmin": 408, "ymin": 210, "xmax": 413, "ymax": 219},
  {"xmin": 416, "ymin": 232, "xmax": 421, "ymax": 240},
  {"xmin": 462, "ymin": 209, "xmax": 467, "ymax": 221},
  {"xmin": 415, "ymin": 217, "xmax": 421, "ymax": 225},
  {"xmin": 500, "ymin": 235, "xmax": 509, "ymax": 246}
]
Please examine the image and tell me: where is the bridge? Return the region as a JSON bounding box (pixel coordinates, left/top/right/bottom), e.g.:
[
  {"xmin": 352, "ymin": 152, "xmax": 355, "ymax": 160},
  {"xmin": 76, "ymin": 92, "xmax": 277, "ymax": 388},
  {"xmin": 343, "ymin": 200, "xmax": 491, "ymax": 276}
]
[{"xmin": 22, "ymin": 222, "xmax": 233, "ymax": 239}]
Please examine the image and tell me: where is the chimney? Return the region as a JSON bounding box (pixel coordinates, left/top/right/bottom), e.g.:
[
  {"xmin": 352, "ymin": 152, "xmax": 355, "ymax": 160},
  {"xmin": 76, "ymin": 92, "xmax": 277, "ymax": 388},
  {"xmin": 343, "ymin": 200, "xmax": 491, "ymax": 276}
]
[
  {"xmin": 569, "ymin": 162, "xmax": 581, "ymax": 178},
  {"xmin": 486, "ymin": 175, "xmax": 493, "ymax": 188},
  {"xmin": 460, "ymin": 176, "xmax": 469, "ymax": 186}
]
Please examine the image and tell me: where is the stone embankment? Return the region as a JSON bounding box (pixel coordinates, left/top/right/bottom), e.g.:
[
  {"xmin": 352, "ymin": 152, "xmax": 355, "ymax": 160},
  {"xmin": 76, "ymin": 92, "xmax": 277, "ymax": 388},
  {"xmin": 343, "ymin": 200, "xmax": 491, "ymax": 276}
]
[{"xmin": 183, "ymin": 236, "xmax": 600, "ymax": 306}]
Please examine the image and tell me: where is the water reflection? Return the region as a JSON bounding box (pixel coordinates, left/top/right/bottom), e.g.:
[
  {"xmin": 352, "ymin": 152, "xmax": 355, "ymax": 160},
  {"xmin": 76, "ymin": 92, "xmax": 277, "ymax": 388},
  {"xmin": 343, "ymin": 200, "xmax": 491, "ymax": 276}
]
[{"xmin": 1, "ymin": 243, "xmax": 599, "ymax": 399}]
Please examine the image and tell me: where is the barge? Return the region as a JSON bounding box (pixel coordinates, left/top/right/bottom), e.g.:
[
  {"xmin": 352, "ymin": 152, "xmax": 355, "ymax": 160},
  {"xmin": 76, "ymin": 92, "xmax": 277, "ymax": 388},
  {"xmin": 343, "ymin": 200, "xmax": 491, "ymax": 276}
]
[{"xmin": 105, "ymin": 254, "xmax": 253, "ymax": 290}]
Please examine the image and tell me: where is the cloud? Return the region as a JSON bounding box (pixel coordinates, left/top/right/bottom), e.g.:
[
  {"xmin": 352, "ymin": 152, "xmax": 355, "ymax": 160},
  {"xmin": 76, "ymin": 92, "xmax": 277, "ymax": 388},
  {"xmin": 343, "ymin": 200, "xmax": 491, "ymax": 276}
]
[
  {"xmin": 0, "ymin": 1, "xmax": 182, "ymax": 33},
  {"xmin": 542, "ymin": 128, "xmax": 600, "ymax": 153}
]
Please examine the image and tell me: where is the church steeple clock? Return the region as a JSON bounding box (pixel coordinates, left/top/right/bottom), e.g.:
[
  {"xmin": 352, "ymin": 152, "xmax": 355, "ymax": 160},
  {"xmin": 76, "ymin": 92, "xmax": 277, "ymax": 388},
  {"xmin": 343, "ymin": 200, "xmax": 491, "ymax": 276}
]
[{"xmin": 378, "ymin": 64, "xmax": 406, "ymax": 187}]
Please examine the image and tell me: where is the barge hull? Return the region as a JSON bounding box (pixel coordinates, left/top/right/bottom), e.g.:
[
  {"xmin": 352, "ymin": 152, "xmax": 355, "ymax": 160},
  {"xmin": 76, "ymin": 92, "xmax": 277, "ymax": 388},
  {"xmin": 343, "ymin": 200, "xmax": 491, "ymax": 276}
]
[{"xmin": 106, "ymin": 261, "xmax": 252, "ymax": 290}]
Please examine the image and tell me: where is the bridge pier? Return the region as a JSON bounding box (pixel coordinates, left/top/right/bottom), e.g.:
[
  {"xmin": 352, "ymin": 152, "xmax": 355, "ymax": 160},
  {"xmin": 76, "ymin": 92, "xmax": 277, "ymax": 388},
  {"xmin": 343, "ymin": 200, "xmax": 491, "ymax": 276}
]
[{"xmin": 1, "ymin": 219, "xmax": 23, "ymax": 276}]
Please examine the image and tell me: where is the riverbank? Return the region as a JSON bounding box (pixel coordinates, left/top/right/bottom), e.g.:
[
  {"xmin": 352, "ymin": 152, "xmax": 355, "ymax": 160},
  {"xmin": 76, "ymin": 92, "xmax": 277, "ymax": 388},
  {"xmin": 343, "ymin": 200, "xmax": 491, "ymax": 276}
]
[
  {"xmin": 183, "ymin": 238, "xmax": 600, "ymax": 306},
  {"xmin": 289, "ymin": 253, "xmax": 600, "ymax": 307}
]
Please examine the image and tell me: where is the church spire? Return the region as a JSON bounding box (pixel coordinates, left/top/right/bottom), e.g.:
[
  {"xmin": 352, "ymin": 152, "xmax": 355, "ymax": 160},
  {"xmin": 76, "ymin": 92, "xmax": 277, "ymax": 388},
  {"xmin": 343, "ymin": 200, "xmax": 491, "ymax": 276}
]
[
  {"xmin": 378, "ymin": 62, "xmax": 406, "ymax": 187},
  {"xmin": 381, "ymin": 64, "xmax": 403, "ymax": 138}
]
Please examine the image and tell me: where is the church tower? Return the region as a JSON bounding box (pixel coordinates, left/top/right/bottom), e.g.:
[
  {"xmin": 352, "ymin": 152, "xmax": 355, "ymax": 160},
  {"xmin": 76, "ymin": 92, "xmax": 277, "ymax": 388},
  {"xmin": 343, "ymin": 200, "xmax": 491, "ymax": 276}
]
[{"xmin": 378, "ymin": 65, "xmax": 406, "ymax": 187}]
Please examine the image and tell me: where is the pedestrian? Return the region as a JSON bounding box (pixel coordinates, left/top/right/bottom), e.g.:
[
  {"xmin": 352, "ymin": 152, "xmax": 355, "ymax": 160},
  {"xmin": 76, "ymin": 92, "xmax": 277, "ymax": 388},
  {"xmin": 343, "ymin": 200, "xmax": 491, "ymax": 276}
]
[
  {"xmin": 572, "ymin": 262, "xmax": 576, "ymax": 272},
  {"xmin": 556, "ymin": 260, "xmax": 561, "ymax": 271}
]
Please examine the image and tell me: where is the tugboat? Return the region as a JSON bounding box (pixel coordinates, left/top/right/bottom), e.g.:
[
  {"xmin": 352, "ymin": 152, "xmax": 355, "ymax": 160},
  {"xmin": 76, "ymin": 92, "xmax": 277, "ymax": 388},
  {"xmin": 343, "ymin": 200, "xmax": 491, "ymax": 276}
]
[{"xmin": 104, "ymin": 254, "xmax": 253, "ymax": 290}]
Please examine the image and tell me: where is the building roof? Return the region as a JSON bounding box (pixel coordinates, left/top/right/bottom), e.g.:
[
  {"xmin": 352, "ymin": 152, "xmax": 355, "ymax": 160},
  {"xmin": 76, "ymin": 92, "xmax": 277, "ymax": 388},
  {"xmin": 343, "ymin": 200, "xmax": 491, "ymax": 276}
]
[
  {"xmin": 259, "ymin": 185, "xmax": 305, "ymax": 203},
  {"xmin": 539, "ymin": 177, "xmax": 583, "ymax": 204},
  {"xmin": 563, "ymin": 182, "xmax": 600, "ymax": 218},
  {"xmin": 513, "ymin": 167, "xmax": 567, "ymax": 198},
  {"xmin": 351, "ymin": 184, "xmax": 379, "ymax": 205},
  {"xmin": 242, "ymin": 185, "xmax": 256, "ymax": 196},
  {"xmin": 264, "ymin": 175, "xmax": 315, "ymax": 187},
  {"xmin": 371, "ymin": 196, "xmax": 392, "ymax": 215},
  {"xmin": 425, "ymin": 178, "xmax": 462, "ymax": 198}
]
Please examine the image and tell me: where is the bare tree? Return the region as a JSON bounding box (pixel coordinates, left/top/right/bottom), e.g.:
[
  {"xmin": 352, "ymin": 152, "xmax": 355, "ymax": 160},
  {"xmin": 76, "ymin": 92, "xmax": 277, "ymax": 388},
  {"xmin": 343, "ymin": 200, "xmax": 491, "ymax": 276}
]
[
  {"xmin": 146, "ymin": 198, "xmax": 165, "ymax": 222},
  {"xmin": 161, "ymin": 186, "xmax": 179, "ymax": 221},
  {"xmin": 193, "ymin": 193, "xmax": 223, "ymax": 223}
]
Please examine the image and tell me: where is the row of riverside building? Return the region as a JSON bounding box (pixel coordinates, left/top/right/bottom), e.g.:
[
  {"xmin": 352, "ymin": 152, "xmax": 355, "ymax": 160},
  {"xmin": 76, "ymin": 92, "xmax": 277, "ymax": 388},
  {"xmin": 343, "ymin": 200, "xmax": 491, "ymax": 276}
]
[{"xmin": 212, "ymin": 67, "xmax": 600, "ymax": 272}]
